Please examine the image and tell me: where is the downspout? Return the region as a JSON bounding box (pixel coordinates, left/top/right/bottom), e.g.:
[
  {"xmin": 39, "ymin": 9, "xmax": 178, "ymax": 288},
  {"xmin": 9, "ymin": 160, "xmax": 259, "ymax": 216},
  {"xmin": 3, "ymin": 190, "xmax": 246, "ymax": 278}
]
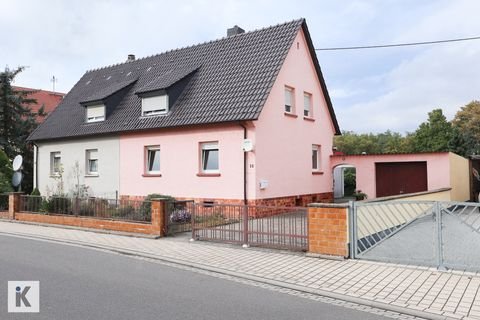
[
  {"xmin": 239, "ymin": 122, "xmax": 248, "ymax": 205},
  {"xmin": 32, "ymin": 142, "xmax": 39, "ymax": 190}
]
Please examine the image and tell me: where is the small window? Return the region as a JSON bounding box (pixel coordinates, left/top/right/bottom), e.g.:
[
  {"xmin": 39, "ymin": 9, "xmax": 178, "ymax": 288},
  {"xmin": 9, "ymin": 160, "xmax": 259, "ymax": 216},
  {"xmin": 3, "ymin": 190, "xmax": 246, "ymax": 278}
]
[
  {"xmin": 50, "ymin": 152, "xmax": 61, "ymax": 175},
  {"xmin": 86, "ymin": 149, "xmax": 98, "ymax": 175},
  {"xmin": 304, "ymin": 92, "xmax": 312, "ymax": 117},
  {"xmin": 86, "ymin": 104, "xmax": 105, "ymax": 123},
  {"xmin": 145, "ymin": 146, "xmax": 160, "ymax": 174},
  {"xmin": 312, "ymin": 145, "xmax": 321, "ymax": 171},
  {"xmin": 284, "ymin": 86, "xmax": 294, "ymax": 113},
  {"xmin": 142, "ymin": 95, "xmax": 169, "ymax": 116},
  {"xmin": 201, "ymin": 142, "xmax": 219, "ymax": 173}
]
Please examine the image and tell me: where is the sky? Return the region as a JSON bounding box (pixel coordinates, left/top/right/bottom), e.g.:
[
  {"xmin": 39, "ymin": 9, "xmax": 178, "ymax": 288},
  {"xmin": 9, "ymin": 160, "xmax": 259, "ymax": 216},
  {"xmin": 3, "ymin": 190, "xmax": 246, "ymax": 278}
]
[{"xmin": 2, "ymin": 0, "xmax": 480, "ymax": 134}]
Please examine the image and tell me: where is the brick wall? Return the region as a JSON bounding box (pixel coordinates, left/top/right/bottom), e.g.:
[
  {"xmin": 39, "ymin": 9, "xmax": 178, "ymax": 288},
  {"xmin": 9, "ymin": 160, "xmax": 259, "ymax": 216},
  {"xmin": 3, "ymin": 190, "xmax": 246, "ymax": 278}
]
[{"xmin": 308, "ymin": 204, "xmax": 348, "ymax": 257}]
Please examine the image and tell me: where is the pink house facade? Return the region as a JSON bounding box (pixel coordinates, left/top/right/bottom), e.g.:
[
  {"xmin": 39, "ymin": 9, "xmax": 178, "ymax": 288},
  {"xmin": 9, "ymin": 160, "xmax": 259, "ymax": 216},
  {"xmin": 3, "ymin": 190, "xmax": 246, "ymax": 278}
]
[{"xmin": 29, "ymin": 19, "xmax": 341, "ymax": 206}]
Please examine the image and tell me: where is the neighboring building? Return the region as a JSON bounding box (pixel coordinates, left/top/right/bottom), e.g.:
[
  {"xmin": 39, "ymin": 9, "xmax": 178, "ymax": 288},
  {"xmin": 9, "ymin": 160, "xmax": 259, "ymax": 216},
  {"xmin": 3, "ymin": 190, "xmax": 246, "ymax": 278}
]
[
  {"xmin": 13, "ymin": 86, "xmax": 65, "ymax": 122},
  {"xmin": 331, "ymin": 152, "xmax": 471, "ymax": 201},
  {"xmin": 28, "ymin": 19, "xmax": 341, "ymax": 205}
]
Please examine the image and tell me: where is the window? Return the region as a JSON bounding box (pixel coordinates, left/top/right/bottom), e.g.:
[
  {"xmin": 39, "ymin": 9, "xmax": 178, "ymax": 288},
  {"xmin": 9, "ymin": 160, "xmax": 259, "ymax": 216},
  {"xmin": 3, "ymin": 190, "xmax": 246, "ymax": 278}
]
[
  {"xmin": 201, "ymin": 142, "xmax": 219, "ymax": 173},
  {"xmin": 50, "ymin": 152, "xmax": 61, "ymax": 175},
  {"xmin": 86, "ymin": 149, "xmax": 98, "ymax": 175},
  {"xmin": 312, "ymin": 145, "xmax": 321, "ymax": 171},
  {"xmin": 86, "ymin": 104, "xmax": 105, "ymax": 123},
  {"xmin": 284, "ymin": 86, "xmax": 294, "ymax": 113},
  {"xmin": 145, "ymin": 146, "xmax": 160, "ymax": 174},
  {"xmin": 142, "ymin": 95, "xmax": 169, "ymax": 116},
  {"xmin": 304, "ymin": 92, "xmax": 312, "ymax": 117}
]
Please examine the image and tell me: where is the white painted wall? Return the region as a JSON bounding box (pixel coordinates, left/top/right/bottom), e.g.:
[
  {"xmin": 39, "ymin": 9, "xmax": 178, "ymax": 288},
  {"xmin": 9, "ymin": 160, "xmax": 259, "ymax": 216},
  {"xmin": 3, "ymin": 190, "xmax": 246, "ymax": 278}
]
[{"xmin": 36, "ymin": 136, "xmax": 119, "ymax": 198}]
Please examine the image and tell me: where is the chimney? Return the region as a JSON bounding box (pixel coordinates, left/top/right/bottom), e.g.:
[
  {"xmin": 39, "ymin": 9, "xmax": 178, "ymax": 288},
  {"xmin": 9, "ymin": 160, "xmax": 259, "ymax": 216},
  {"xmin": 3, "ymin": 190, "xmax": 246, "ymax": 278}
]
[
  {"xmin": 227, "ymin": 25, "xmax": 245, "ymax": 37},
  {"xmin": 127, "ymin": 54, "xmax": 135, "ymax": 62}
]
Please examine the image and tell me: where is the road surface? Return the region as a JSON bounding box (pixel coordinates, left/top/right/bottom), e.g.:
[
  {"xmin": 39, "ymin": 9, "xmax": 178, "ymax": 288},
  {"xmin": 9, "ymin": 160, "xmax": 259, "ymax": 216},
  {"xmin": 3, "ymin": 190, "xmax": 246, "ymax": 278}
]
[{"xmin": 0, "ymin": 234, "xmax": 393, "ymax": 319}]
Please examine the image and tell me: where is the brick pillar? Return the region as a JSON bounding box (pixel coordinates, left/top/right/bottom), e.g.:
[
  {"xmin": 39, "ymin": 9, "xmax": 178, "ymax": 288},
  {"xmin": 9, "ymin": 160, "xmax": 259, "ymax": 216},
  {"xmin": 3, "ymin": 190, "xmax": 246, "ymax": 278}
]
[
  {"xmin": 307, "ymin": 203, "xmax": 348, "ymax": 258},
  {"xmin": 8, "ymin": 192, "xmax": 23, "ymax": 220},
  {"xmin": 151, "ymin": 199, "xmax": 167, "ymax": 237}
]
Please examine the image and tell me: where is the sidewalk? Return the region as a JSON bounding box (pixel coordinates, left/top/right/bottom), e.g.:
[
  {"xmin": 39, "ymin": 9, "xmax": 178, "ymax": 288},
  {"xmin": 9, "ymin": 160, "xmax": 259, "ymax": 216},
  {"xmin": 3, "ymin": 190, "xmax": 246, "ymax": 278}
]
[{"xmin": 0, "ymin": 221, "xmax": 479, "ymax": 320}]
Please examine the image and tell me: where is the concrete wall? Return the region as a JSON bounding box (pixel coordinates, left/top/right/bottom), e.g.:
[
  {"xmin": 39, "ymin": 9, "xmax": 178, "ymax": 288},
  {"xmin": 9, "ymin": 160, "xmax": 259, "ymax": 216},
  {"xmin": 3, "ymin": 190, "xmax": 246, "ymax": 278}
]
[
  {"xmin": 37, "ymin": 136, "xmax": 120, "ymax": 198},
  {"xmin": 331, "ymin": 153, "xmax": 452, "ymax": 199},
  {"xmin": 254, "ymin": 28, "xmax": 336, "ymax": 200},
  {"xmin": 449, "ymin": 152, "xmax": 470, "ymax": 201},
  {"xmin": 119, "ymin": 125, "xmax": 245, "ymax": 200}
]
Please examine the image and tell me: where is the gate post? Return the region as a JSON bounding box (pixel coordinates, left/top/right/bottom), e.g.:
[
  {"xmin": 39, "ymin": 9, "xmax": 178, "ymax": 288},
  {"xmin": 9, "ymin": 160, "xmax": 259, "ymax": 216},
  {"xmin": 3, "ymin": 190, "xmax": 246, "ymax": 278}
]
[
  {"xmin": 8, "ymin": 192, "xmax": 23, "ymax": 220},
  {"xmin": 151, "ymin": 198, "xmax": 167, "ymax": 237},
  {"xmin": 348, "ymin": 200, "xmax": 356, "ymax": 259},
  {"xmin": 242, "ymin": 205, "xmax": 249, "ymax": 248},
  {"xmin": 435, "ymin": 201, "xmax": 447, "ymax": 271},
  {"xmin": 307, "ymin": 203, "xmax": 348, "ymax": 258}
]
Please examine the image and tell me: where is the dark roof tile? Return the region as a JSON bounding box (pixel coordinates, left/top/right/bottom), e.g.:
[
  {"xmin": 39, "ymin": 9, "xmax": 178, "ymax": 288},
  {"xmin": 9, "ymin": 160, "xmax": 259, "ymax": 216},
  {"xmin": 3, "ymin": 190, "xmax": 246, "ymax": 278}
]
[{"xmin": 29, "ymin": 19, "xmax": 340, "ymax": 141}]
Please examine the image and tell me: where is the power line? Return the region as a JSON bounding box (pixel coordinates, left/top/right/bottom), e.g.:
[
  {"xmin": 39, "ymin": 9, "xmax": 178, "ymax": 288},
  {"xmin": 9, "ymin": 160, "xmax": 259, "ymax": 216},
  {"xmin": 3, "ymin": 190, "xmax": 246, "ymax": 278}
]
[{"xmin": 315, "ymin": 35, "xmax": 480, "ymax": 51}]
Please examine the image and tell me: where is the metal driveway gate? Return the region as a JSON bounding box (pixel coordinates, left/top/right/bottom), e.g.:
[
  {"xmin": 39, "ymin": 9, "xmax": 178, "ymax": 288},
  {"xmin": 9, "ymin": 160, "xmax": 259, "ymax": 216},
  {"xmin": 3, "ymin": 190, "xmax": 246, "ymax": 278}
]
[
  {"xmin": 350, "ymin": 200, "xmax": 480, "ymax": 272},
  {"xmin": 191, "ymin": 203, "xmax": 308, "ymax": 251}
]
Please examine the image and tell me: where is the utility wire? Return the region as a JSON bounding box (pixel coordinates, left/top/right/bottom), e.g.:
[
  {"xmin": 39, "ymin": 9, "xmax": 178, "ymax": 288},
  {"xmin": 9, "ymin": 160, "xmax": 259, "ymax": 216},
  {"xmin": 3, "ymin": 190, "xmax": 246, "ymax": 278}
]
[{"xmin": 315, "ymin": 35, "xmax": 480, "ymax": 51}]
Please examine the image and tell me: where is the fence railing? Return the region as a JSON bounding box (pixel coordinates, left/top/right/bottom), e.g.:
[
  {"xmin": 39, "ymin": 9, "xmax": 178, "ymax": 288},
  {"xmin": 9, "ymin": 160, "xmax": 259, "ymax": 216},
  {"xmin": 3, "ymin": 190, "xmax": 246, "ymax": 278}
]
[
  {"xmin": 192, "ymin": 203, "xmax": 308, "ymax": 251},
  {"xmin": 0, "ymin": 194, "xmax": 9, "ymax": 211},
  {"xmin": 351, "ymin": 200, "xmax": 480, "ymax": 272},
  {"xmin": 165, "ymin": 200, "xmax": 195, "ymax": 235},
  {"xmin": 19, "ymin": 195, "xmax": 152, "ymax": 223}
]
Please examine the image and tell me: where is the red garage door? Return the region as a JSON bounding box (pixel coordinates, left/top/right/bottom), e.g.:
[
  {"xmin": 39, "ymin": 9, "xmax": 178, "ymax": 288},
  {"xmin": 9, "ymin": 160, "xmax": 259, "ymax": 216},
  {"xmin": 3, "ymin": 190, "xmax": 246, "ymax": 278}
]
[{"xmin": 375, "ymin": 162, "xmax": 428, "ymax": 197}]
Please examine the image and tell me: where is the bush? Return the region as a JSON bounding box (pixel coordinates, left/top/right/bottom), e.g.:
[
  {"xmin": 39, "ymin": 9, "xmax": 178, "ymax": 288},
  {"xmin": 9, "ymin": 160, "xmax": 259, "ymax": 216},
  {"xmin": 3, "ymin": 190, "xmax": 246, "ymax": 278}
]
[
  {"xmin": 344, "ymin": 168, "xmax": 356, "ymax": 196},
  {"xmin": 41, "ymin": 197, "xmax": 72, "ymax": 214},
  {"xmin": 31, "ymin": 188, "xmax": 41, "ymax": 196},
  {"xmin": 139, "ymin": 194, "xmax": 175, "ymax": 220}
]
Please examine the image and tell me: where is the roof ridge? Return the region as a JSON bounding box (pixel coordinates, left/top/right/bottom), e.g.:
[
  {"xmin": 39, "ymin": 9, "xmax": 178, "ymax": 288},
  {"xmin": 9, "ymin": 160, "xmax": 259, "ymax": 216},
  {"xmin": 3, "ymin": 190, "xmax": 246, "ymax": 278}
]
[{"xmin": 85, "ymin": 18, "xmax": 305, "ymax": 73}]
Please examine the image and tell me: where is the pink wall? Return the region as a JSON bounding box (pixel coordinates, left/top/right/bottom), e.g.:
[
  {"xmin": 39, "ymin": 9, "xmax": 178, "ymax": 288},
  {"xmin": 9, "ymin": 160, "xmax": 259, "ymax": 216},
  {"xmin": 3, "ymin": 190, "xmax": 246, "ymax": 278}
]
[
  {"xmin": 119, "ymin": 124, "xmax": 245, "ymax": 199},
  {"xmin": 330, "ymin": 153, "xmax": 451, "ymax": 199},
  {"xmin": 253, "ymin": 29, "xmax": 337, "ymax": 199}
]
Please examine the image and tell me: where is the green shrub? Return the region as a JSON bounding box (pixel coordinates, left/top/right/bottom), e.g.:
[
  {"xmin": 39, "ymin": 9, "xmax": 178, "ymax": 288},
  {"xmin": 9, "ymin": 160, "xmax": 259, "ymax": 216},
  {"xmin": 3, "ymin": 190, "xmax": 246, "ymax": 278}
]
[
  {"xmin": 31, "ymin": 188, "xmax": 41, "ymax": 196},
  {"xmin": 344, "ymin": 168, "xmax": 356, "ymax": 196},
  {"xmin": 138, "ymin": 194, "xmax": 175, "ymax": 221}
]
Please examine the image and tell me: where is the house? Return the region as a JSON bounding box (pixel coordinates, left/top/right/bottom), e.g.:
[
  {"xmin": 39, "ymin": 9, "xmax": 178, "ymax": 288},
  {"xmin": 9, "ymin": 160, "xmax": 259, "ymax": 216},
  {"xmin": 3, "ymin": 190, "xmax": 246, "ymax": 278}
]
[
  {"xmin": 28, "ymin": 19, "xmax": 341, "ymax": 205},
  {"xmin": 13, "ymin": 86, "xmax": 65, "ymax": 122}
]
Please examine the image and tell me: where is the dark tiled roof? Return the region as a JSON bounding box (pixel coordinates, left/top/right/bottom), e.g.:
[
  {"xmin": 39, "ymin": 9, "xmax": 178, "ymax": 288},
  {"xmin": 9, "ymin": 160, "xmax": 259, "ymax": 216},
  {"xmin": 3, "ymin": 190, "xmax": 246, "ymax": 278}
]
[
  {"xmin": 29, "ymin": 19, "xmax": 340, "ymax": 141},
  {"xmin": 80, "ymin": 78, "xmax": 138, "ymax": 104},
  {"xmin": 136, "ymin": 65, "xmax": 200, "ymax": 95}
]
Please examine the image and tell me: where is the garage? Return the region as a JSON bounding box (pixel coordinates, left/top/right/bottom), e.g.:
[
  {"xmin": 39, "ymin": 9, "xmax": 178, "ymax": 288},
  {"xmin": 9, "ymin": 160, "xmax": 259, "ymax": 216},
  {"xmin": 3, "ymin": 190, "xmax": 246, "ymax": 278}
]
[{"xmin": 375, "ymin": 162, "xmax": 428, "ymax": 197}]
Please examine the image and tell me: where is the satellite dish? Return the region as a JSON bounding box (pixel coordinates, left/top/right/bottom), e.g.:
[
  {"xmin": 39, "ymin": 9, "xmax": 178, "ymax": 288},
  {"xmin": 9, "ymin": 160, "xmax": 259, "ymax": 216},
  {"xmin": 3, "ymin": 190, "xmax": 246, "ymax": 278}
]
[
  {"xmin": 12, "ymin": 155, "xmax": 23, "ymax": 171},
  {"xmin": 12, "ymin": 171, "xmax": 23, "ymax": 188}
]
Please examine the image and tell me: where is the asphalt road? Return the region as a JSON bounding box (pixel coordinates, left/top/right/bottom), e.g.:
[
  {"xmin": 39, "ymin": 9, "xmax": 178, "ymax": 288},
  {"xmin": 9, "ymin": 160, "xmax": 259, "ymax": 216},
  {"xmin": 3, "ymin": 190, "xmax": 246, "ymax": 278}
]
[{"xmin": 0, "ymin": 234, "xmax": 390, "ymax": 320}]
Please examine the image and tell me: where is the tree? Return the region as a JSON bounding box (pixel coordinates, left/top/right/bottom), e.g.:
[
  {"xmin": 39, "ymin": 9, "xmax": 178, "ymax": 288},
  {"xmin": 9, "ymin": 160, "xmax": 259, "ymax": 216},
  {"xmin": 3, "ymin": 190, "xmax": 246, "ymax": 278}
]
[
  {"xmin": 451, "ymin": 101, "xmax": 480, "ymax": 156},
  {"xmin": 409, "ymin": 109, "xmax": 452, "ymax": 153},
  {"xmin": 0, "ymin": 67, "xmax": 46, "ymax": 192},
  {"xmin": 0, "ymin": 149, "xmax": 13, "ymax": 193},
  {"xmin": 334, "ymin": 130, "xmax": 411, "ymax": 155}
]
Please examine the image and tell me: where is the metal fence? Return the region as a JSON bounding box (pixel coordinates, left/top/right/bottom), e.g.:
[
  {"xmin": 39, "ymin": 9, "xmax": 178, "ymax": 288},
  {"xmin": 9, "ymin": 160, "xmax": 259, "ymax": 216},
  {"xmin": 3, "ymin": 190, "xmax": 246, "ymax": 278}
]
[
  {"xmin": 164, "ymin": 200, "xmax": 195, "ymax": 235},
  {"xmin": 19, "ymin": 195, "xmax": 152, "ymax": 223},
  {"xmin": 0, "ymin": 194, "xmax": 8, "ymax": 211},
  {"xmin": 191, "ymin": 203, "xmax": 308, "ymax": 251},
  {"xmin": 351, "ymin": 200, "xmax": 480, "ymax": 272}
]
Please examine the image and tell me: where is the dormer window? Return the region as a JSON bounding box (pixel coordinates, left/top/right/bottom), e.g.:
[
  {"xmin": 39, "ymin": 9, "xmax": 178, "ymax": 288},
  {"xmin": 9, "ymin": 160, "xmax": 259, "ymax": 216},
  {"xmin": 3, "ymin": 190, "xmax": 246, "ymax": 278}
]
[
  {"xmin": 86, "ymin": 104, "xmax": 105, "ymax": 123},
  {"xmin": 141, "ymin": 94, "xmax": 169, "ymax": 116}
]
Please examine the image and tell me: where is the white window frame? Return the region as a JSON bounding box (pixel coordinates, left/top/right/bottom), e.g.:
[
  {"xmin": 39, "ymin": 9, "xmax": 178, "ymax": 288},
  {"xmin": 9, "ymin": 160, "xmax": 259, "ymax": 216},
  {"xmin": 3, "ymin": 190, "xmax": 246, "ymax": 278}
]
[
  {"xmin": 142, "ymin": 95, "xmax": 169, "ymax": 116},
  {"xmin": 304, "ymin": 92, "xmax": 312, "ymax": 117},
  {"xmin": 86, "ymin": 149, "xmax": 99, "ymax": 176},
  {"xmin": 86, "ymin": 104, "xmax": 105, "ymax": 123},
  {"xmin": 145, "ymin": 146, "xmax": 161, "ymax": 174},
  {"xmin": 50, "ymin": 152, "xmax": 61, "ymax": 176},
  {"xmin": 312, "ymin": 145, "xmax": 321, "ymax": 172},
  {"xmin": 284, "ymin": 86, "xmax": 295, "ymax": 113},
  {"xmin": 200, "ymin": 142, "xmax": 219, "ymax": 173}
]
